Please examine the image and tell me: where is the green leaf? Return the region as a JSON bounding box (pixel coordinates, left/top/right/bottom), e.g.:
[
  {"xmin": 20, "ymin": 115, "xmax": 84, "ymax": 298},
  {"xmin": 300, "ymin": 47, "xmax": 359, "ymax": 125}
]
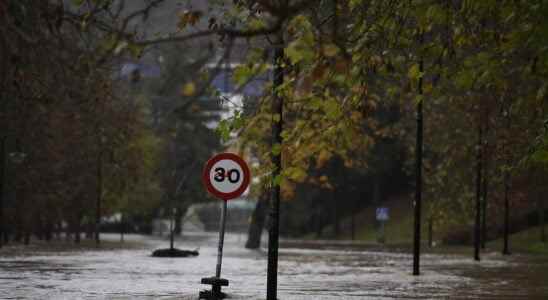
[
  {"xmin": 323, "ymin": 100, "xmax": 342, "ymax": 119},
  {"xmin": 323, "ymin": 44, "xmax": 340, "ymax": 57},
  {"xmin": 272, "ymin": 174, "xmax": 283, "ymax": 187},
  {"xmin": 407, "ymin": 64, "xmax": 423, "ymax": 80},
  {"xmin": 232, "ymin": 65, "xmax": 253, "ymax": 86},
  {"xmin": 284, "ymin": 166, "xmax": 307, "ymax": 183},
  {"xmin": 272, "ymin": 143, "xmax": 282, "ymax": 156},
  {"xmin": 216, "ymin": 119, "xmax": 231, "ymax": 142}
]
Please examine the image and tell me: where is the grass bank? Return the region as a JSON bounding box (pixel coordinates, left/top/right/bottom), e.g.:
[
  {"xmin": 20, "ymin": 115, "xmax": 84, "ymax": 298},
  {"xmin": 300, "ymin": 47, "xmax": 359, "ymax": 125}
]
[{"xmin": 0, "ymin": 236, "xmax": 147, "ymax": 257}]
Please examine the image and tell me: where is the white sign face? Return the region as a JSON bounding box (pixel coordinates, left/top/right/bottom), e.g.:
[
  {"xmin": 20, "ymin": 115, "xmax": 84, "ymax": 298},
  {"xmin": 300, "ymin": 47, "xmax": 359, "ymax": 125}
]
[{"xmin": 209, "ymin": 159, "xmax": 244, "ymax": 194}]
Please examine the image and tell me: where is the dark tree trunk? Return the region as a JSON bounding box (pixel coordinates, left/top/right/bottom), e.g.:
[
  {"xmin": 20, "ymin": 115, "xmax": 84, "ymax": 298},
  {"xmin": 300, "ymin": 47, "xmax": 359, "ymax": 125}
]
[
  {"xmin": 0, "ymin": 137, "xmax": 5, "ymax": 249},
  {"xmin": 95, "ymin": 151, "xmax": 103, "ymax": 246},
  {"xmin": 502, "ymin": 169, "xmax": 510, "ymax": 255},
  {"xmin": 120, "ymin": 213, "xmax": 124, "ymax": 243},
  {"xmin": 45, "ymin": 220, "xmax": 53, "ymax": 242},
  {"xmin": 481, "ymin": 115, "xmax": 489, "ymax": 249},
  {"xmin": 540, "ymin": 187, "xmax": 546, "ymax": 243},
  {"xmin": 170, "ymin": 207, "xmax": 175, "ymax": 250},
  {"xmin": 413, "ymin": 54, "xmax": 424, "ymax": 276},
  {"xmin": 23, "ymin": 232, "xmax": 30, "ymax": 245},
  {"xmin": 474, "ymin": 120, "xmax": 482, "ymax": 261},
  {"xmin": 502, "ymin": 103, "xmax": 511, "ymax": 256},
  {"xmin": 174, "ymin": 207, "xmax": 183, "ymax": 235},
  {"xmin": 351, "ymin": 213, "xmax": 355, "ymax": 241},
  {"xmin": 267, "ymin": 37, "xmax": 284, "ymax": 300},
  {"xmin": 316, "ymin": 208, "xmax": 323, "ymax": 238},
  {"xmin": 333, "ymin": 190, "xmax": 339, "ymax": 237},
  {"xmin": 74, "ymin": 219, "xmax": 81, "ymax": 244},
  {"xmin": 85, "ymin": 222, "xmax": 93, "ymax": 239},
  {"xmin": 245, "ymin": 190, "xmax": 268, "ymax": 249},
  {"xmin": 428, "ymin": 217, "xmax": 433, "ymax": 248}
]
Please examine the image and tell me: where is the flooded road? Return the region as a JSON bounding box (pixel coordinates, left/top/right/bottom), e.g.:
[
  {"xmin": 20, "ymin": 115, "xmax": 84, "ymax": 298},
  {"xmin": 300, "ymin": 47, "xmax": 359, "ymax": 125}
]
[{"xmin": 1, "ymin": 233, "xmax": 547, "ymax": 299}]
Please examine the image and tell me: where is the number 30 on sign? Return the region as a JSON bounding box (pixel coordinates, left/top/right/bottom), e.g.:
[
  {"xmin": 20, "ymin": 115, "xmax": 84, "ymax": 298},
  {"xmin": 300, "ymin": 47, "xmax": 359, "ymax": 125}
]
[{"xmin": 202, "ymin": 153, "xmax": 251, "ymax": 201}]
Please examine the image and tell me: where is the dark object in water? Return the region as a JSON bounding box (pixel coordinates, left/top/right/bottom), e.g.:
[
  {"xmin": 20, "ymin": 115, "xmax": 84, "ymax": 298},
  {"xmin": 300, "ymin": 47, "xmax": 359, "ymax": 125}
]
[
  {"xmin": 151, "ymin": 248, "xmax": 199, "ymax": 257},
  {"xmin": 200, "ymin": 277, "xmax": 229, "ymax": 299}
]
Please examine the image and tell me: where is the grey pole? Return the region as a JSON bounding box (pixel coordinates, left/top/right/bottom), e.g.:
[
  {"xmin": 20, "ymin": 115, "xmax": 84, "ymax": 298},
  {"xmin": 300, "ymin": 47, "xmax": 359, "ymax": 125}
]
[{"xmin": 216, "ymin": 200, "xmax": 228, "ymax": 278}]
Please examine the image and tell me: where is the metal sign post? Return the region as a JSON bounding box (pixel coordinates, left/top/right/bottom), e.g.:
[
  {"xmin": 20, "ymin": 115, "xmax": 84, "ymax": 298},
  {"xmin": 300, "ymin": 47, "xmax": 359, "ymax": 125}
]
[
  {"xmin": 200, "ymin": 153, "xmax": 250, "ymax": 300},
  {"xmin": 216, "ymin": 201, "xmax": 228, "ymax": 278},
  {"xmin": 376, "ymin": 207, "xmax": 389, "ymax": 244}
]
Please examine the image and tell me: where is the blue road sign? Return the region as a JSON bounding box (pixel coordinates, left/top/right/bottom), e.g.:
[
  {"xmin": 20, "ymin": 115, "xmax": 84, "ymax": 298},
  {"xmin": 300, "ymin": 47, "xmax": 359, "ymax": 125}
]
[{"xmin": 376, "ymin": 207, "xmax": 389, "ymax": 221}]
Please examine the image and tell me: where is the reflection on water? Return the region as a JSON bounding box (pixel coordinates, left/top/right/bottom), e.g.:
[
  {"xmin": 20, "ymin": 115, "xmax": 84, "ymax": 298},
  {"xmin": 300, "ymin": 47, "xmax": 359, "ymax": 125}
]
[{"xmin": 1, "ymin": 233, "xmax": 547, "ymax": 299}]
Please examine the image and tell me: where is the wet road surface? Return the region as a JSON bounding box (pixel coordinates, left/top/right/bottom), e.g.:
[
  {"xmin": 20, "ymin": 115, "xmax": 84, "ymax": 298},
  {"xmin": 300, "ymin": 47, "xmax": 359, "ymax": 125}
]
[{"xmin": 1, "ymin": 233, "xmax": 547, "ymax": 299}]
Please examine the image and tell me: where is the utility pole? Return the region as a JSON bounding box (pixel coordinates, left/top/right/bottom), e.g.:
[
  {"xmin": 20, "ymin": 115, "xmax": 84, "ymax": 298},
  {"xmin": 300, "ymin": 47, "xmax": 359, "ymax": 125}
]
[
  {"xmin": 267, "ymin": 33, "xmax": 284, "ymax": 300},
  {"xmin": 413, "ymin": 54, "xmax": 424, "ymax": 276}
]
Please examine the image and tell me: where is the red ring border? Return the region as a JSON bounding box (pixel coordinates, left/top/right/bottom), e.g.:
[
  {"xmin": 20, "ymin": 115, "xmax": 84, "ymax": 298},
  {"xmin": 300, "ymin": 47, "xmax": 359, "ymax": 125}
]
[{"xmin": 202, "ymin": 152, "xmax": 251, "ymax": 201}]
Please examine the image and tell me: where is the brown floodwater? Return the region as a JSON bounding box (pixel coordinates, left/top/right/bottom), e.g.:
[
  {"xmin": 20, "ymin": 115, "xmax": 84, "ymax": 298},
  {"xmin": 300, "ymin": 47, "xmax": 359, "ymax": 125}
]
[{"xmin": 0, "ymin": 233, "xmax": 547, "ymax": 299}]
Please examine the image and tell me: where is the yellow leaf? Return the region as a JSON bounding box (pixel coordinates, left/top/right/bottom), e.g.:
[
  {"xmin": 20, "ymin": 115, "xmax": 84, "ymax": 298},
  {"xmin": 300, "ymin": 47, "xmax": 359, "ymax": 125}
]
[
  {"xmin": 323, "ymin": 44, "xmax": 339, "ymax": 57},
  {"xmin": 181, "ymin": 82, "xmax": 196, "ymax": 96}
]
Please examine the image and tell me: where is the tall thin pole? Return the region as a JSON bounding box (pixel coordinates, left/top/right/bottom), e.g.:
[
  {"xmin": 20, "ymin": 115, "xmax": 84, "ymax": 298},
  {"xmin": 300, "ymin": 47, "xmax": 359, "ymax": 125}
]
[
  {"xmin": 95, "ymin": 149, "xmax": 102, "ymax": 246},
  {"xmin": 481, "ymin": 115, "xmax": 489, "ymax": 249},
  {"xmin": 502, "ymin": 168, "xmax": 510, "ymax": 255},
  {"xmin": 474, "ymin": 119, "xmax": 482, "ymax": 261},
  {"xmin": 540, "ymin": 190, "xmax": 546, "ymax": 243},
  {"xmin": 502, "ymin": 105, "xmax": 511, "ymax": 255},
  {"xmin": 216, "ymin": 201, "xmax": 228, "ymax": 278},
  {"xmin": 0, "ymin": 137, "xmax": 5, "ymax": 248},
  {"xmin": 267, "ymin": 35, "xmax": 284, "ymax": 300},
  {"xmin": 170, "ymin": 206, "xmax": 175, "ymax": 250},
  {"xmin": 413, "ymin": 55, "xmax": 424, "ymax": 276}
]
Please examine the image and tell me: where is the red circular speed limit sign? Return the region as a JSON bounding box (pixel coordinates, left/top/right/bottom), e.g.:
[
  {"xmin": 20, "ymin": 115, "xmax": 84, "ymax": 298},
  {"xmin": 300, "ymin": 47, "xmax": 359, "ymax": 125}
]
[{"xmin": 202, "ymin": 153, "xmax": 251, "ymax": 201}]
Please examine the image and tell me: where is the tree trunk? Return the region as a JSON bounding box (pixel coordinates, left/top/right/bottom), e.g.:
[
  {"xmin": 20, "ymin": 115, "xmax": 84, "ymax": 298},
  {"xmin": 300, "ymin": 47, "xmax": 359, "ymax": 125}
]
[
  {"xmin": 169, "ymin": 207, "xmax": 175, "ymax": 250},
  {"xmin": 74, "ymin": 219, "xmax": 81, "ymax": 244},
  {"xmin": 120, "ymin": 212, "xmax": 124, "ymax": 243},
  {"xmin": 502, "ymin": 104, "xmax": 511, "ymax": 256},
  {"xmin": 474, "ymin": 120, "xmax": 482, "ymax": 261},
  {"xmin": 0, "ymin": 137, "xmax": 5, "ymax": 249},
  {"xmin": 174, "ymin": 207, "xmax": 183, "ymax": 235},
  {"xmin": 333, "ymin": 190, "xmax": 339, "ymax": 237},
  {"xmin": 267, "ymin": 37, "xmax": 284, "ymax": 300},
  {"xmin": 45, "ymin": 220, "xmax": 53, "ymax": 242},
  {"xmin": 23, "ymin": 231, "xmax": 30, "ymax": 245},
  {"xmin": 428, "ymin": 217, "xmax": 433, "ymax": 248},
  {"xmin": 481, "ymin": 116, "xmax": 489, "ymax": 249},
  {"xmin": 95, "ymin": 151, "xmax": 102, "ymax": 246},
  {"xmin": 539, "ymin": 188, "xmax": 545, "ymax": 243},
  {"xmin": 412, "ymin": 54, "xmax": 424, "ymax": 276},
  {"xmin": 351, "ymin": 213, "xmax": 355, "ymax": 241},
  {"xmin": 502, "ymin": 171, "xmax": 510, "ymax": 255},
  {"xmin": 245, "ymin": 190, "xmax": 268, "ymax": 249}
]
